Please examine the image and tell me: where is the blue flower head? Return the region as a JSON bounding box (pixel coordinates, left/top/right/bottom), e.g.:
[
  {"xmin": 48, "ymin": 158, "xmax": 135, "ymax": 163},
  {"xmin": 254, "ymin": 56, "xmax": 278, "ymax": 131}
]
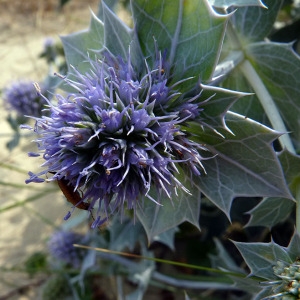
[
  {"xmin": 25, "ymin": 49, "xmax": 209, "ymax": 227},
  {"xmin": 3, "ymin": 80, "xmax": 48, "ymax": 118},
  {"xmin": 48, "ymin": 230, "xmax": 87, "ymax": 268}
]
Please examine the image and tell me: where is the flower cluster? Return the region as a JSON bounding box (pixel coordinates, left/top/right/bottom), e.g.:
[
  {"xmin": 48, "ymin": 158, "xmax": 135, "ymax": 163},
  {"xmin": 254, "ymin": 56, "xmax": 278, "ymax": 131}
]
[
  {"xmin": 48, "ymin": 230, "xmax": 87, "ymax": 268},
  {"xmin": 25, "ymin": 50, "xmax": 209, "ymax": 227},
  {"xmin": 263, "ymin": 260, "xmax": 300, "ymax": 299},
  {"xmin": 3, "ymin": 80, "xmax": 48, "ymax": 118}
]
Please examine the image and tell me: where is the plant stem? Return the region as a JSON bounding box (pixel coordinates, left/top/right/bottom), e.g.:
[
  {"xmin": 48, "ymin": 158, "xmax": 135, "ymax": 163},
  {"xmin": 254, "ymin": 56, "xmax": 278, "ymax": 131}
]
[
  {"xmin": 95, "ymin": 251, "xmax": 242, "ymax": 291},
  {"xmin": 226, "ymin": 22, "xmax": 299, "ymax": 231},
  {"xmin": 239, "ymin": 60, "xmax": 296, "ymax": 154},
  {"xmin": 240, "ymin": 60, "xmax": 300, "ymax": 233}
]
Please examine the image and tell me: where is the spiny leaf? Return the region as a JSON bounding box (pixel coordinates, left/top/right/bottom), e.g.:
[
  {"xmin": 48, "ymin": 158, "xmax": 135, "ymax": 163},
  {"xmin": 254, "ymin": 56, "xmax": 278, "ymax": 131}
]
[
  {"xmin": 222, "ymin": 68, "xmax": 268, "ymax": 125},
  {"xmin": 287, "ymin": 231, "xmax": 300, "ymax": 259},
  {"xmin": 233, "ymin": 240, "xmax": 292, "ymax": 280},
  {"xmin": 209, "ymin": 0, "xmax": 266, "ymax": 8},
  {"xmin": 278, "ymin": 150, "xmax": 300, "ymax": 197},
  {"xmin": 61, "ymin": 11, "xmax": 104, "ymax": 76},
  {"xmin": 190, "ymin": 112, "xmax": 293, "ymax": 219},
  {"xmin": 153, "ymin": 227, "xmax": 179, "ymax": 251},
  {"xmin": 229, "ymin": 0, "xmax": 283, "ymax": 43},
  {"xmin": 102, "ymin": 2, "xmax": 133, "ymax": 59},
  {"xmin": 132, "ymin": 0, "xmax": 228, "ymax": 90},
  {"xmin": 210, "ymin": 238, "xmax": 245, "ymax": 273},
  {"xmin": 98, "ymin": 0, "xmax": 120, "ymax": 19},
  {"xmin": 136, "ymin": 166, "xmax": 201, "ymax": 243},
  {"xmin": 102, "ymin": 2, "xmax": 144, "ymax": 71},
  {"xmin": 246, "ymin": 42, "xmax": 300, "ymax": 150},
  {"xmin": 108, "ymin": 217, "xmax": 146, "ymax": 252},
  {"xmin": 199, "ymin": 84, "xmax": 248, "ymax": 129},
  {"xmin": 246, "ymin": 197, "xmax": 294, "ymax": 228}
]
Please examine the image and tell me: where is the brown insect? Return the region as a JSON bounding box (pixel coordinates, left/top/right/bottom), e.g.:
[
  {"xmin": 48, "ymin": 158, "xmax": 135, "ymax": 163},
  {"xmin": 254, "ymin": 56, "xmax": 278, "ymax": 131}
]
[
  {"xmin": 55, "ymin": 177, "xmax": 90, "ymax": 211},
  {"xmin": 51, "ymin": 173, "xmax": 108, "ymax": 230}
]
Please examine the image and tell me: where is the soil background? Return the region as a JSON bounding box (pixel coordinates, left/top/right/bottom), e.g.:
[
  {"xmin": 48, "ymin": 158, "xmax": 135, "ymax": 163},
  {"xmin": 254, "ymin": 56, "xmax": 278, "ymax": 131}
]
[{"xmin": 0, "ymin": 1, "xmax": 101, "ymax": 299}]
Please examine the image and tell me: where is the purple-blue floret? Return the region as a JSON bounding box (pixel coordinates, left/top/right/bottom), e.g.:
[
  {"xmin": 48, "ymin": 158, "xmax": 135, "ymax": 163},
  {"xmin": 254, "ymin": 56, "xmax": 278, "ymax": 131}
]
[
  {"xmin": 3, "ymin": 80, "xmax": 48, "ymax": 118},
  {"xmin": 48, "ymin": 230, "xmax": 87, "ymax": 268}
]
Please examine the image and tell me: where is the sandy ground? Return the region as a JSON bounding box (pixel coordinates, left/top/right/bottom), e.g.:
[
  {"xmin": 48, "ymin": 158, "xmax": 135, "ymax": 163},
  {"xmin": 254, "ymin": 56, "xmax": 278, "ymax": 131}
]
[{"xmin": 0, "ymin": 1, "xmax": 100, "ymax": 298}]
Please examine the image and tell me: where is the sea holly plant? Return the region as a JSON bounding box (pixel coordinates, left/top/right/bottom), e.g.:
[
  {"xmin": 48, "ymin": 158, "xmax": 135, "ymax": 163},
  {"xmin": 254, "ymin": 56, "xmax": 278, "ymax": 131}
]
[
  {"xmin": 21, "ymin": 0, "xmax": 300, "ymax": 298},
  {"xmin": 234, "ymin": 231, "xmax": 300, "ymax": 299}
]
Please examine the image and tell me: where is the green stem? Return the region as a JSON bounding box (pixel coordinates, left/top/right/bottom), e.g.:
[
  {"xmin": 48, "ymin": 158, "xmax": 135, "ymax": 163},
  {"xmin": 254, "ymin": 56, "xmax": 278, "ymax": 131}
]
[
  {"xmin": 225, "ymin": 22, "xmax": 299, "ymax": 231},
  {"xmin": 239, "ymin": 58, "xmax": 299, "ymax": 232},
  {"xmin": 74, "ymin": 244, "xmax": 246, "ymax": 278},
  {"xmin": 239, "ymin": 60, "xmax": 296, "ymax": 154},
  {"xmin": 226, "ymin": 22, "xmax": 296, "ymax": 154}
]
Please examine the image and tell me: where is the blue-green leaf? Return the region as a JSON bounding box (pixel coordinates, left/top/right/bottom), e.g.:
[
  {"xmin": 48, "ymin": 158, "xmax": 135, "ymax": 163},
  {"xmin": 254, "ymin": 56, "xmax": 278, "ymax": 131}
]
[
  {"xmin": 102, "ymin": 2, "xmax": 144, "ymax": 71},
  {"xmin": 61, "ymin": 12, "xmax": 104, "ymax": 75},
  {"xmin": 246, "ymin": 42, "xmax": 300, "ymax": 150},
  {"xmin": 132, "ymin": 0, "xmax": 228, "ymax": 90},
  {"xmin": 278, "ymin": 150, "xmax": 300, "ymax": 197},
  {"xmin": 229, "ymin": 0, "xmax": 283, "ymax": 43},
  {"xmin": 246, "ymin": 197, "xmax": 294, "ymax": 228},
  {"xmin": 199, "ymin": 84, "xmax": 248, "ymax": 129},
  {"xmin": 210, "ymin": 238, "xmax": 245, "ymax": 273},
  {"xmin": 126, "ymin": 265, "xmax": 154, "ymax": 300},
  {"xmin": 103, "ymin": 2, "xmax": 133, "ymax": 59},
  {"xmin": 190, "ymin": 112, "xmax": 292, "ymax": 219},
  {"xmin": 153, "ymin": 227, "xmax": 179, "ymax": 251},
  {"xmin": 108, "ymin": 217, "xmax": 146, "ymax": 252},
  {"xmin": 209, "ymin": 0, "xmax": 266, "ymax": 8},
  {"xmin": 184, "ymin": 292, "xmax": 191, "ymax": 300},
  {"xmin": 222, "ymin": 68, "xmax": 267, "ymax": 126},
  {"xmin": 137, "ymin": 166, "xmax": 200, "ymax": 243},
  {"xmin": 97, "ymin": 0, "xmax": 120, "ymax": 20},
  {"xmin": 233, "ymin": 240, "xmax": 292, "ymax": 280},
  {"xmin": 287, "ymin": 231, "xmax": 300, "ymax": 259}
]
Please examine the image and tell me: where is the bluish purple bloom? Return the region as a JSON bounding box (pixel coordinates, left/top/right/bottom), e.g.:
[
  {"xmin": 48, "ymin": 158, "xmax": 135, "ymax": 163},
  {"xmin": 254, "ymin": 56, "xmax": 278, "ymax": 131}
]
[
  {"xmin": 25, "ymin": 50, "xmax": 209, "ymax": 227},
  {"xmin": 48, "ymin": 230, "xmax": 87, "ymax": 268},
  {"xmin": 3, "ymin": 80, "xmax": 48, "ymax": 118}
]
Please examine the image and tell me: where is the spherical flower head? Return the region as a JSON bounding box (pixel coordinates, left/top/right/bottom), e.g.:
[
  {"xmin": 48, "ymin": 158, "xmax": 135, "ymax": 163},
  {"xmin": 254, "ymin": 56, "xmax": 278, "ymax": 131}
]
[
  {"xmin": 25, "ymin": 49, "xmax": 209, "ymax": 227},
  {"xmin": 3, "ymin": 80, "xmax": 48, "ymax": 118},
  {"xmin": 48, "ymin": 230, "xmax": 87, "ymax": 268}
]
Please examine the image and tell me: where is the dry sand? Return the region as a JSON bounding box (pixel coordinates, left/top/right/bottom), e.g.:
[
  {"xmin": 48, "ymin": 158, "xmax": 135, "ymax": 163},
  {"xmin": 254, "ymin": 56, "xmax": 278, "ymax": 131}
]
[{"xmin": 0, "ymin": 1, "xmax": 99, "ymax": 298}]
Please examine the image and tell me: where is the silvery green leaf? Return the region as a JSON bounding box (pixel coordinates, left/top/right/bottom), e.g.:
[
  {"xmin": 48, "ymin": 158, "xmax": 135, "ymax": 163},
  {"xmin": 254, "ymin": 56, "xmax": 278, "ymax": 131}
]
[
  {"xmin": 97, "ymin": 0, "xmax": 119, "ymax": 20},
  {"xmin": 209, "ymin": 0, "xmax": 266, "ymax": 9},
  {"xmin": 103, "ymin": 2, "xmax": 143, "ymax": 71},
  {"xmin": 222, "ymin": 68, "xmax": 268, "ymax": 126},
  {"xmin": 61, "ymin": 12, "xmax": 104, "ymax": 76},
  {"xmin": 153, "ymin": 227, "xmax": 179, "ymax": 251},
  {"xmin": 190, "ymin": 112, "xmax": 293, "ymax": 219},
  {"xmin": 246, "ymin": 197, "xmax": 294, "ymax": 228},
  {"xmin": 126, "ymin": 266, "xmax": 154, "ymax": 300},
  {"xmin": 132, "ymin": 0, "xmax": 228, "ymax": 91},
  {"xmin": 109, "ymin": 217, "xmax": 146, "ymax": 252},
  {"xmin": 103, "ymin": 2, "xmax": 133, "ymax": 58},
  {"xmin": 229, "ymin": 0, "xmax": 283, "ymax": 42},
  {"xmin": 246, "ymin": 42, "xmax": 300, "ymax": 149},
  {"xmin": 233, "ymin": 240, "xmax": 292, "ymax": 280},
  {"xmin": 231, "ymin": 276, "xmax": 262, "ymax": 296},
  {"xmin": 184, "ymin": 291, "xmax": 191, "ymax": 300},
  {"xmin": 210, "ymin": 238, "xmax": 245, "ymax": 274},
  {"xmin": 278, "ymin": 150, "xmax": 300, "ymax": 196},
  {"xmin": 200, "ymin": 84, "xmax": 248, "ymax": 129},
  {"xmin": 246, "ymin": 150, "xmax": 300, "ymax": 228},
  {"xmin": 253, "ymin": 287, "xmax": 275, "ymax": 300},
  {"xmin": 137, "ymin": 166, "xmax": 200, "ymax": 243},
  {"xmin": 75, "ymin": 248, "xmax": 97, "ymax": 289},
  {"xmin": 287, "ymin": 231, "xmax": 300, "ymax": 259}
]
